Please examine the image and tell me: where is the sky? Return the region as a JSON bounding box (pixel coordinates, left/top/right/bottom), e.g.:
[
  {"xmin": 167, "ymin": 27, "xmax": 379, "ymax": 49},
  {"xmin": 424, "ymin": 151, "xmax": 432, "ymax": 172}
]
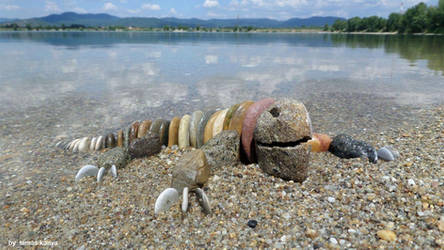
[{"xmin": 0, "ymin": 0, "xmax": 439, "ymax": 20}]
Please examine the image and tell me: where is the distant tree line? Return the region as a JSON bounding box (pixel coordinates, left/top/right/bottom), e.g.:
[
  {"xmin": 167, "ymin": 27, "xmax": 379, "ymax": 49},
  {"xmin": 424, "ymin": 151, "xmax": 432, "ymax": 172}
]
[
  {"xmin": 330, "ymin": 0, "xmax": 444, "ymax": 33},
  {"xmin": 0, "ymin": 22, "xmax": 321, "ymax": 32}
]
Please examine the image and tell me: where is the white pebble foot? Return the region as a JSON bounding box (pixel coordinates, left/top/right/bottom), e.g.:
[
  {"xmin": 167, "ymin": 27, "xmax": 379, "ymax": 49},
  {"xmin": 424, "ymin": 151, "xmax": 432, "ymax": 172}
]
[
  {"xmin": 195, "ymin": 188, "xmax": 211, "ymax": 214},
  {"xmin": 154, "ymin": 188, "xmax": 179, "ymax": 215},
  {"xmin": 111, "ymin": 165, "xmax": 117, "ymax": 178},
  {"xmin": 97, "ymin": 167, "xmax": 106, "ymax": 183},
  {"xmin": 377, "ymin": 147, "xmax": 395, "ymax": 161},
  {"xmin": 181, "ymin": 187, "xmax": 189, "ymax": 213},
  {"xmin": 75, "ymin": 165, "xmax": 99, "ymax": 182},
  {"xmin": 78, "ymin": 137, "xmax": 90, "ymax": 153}
]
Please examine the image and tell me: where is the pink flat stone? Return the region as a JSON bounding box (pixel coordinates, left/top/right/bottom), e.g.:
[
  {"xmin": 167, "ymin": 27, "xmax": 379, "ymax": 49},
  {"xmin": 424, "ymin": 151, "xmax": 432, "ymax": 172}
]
[{"xmin": 241, "ymin": 98, "xmax": 275, "ymax": 162}]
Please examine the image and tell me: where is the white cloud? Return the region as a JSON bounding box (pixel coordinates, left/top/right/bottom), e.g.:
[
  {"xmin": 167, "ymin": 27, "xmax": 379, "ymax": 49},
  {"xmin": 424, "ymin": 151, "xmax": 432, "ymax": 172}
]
[
  {"xmin": 142, "ymin": 3, "xmax": 161, "ymax": 10},
  {"xmin": 104, "ymin": 2, "xmax": 117, "ymax": 11},
  {"xmin": 203, "ymin": 0, "xmax": 219, "ymax": 8},
  {"xmin": 127, "ymin": 9, "xmax": 140, "ymax": 14},
  {"xmin": 45, "ymin": 1, "xmax": 60, "ymax": 12},
  {"xmin": 251, "ymin": 0, "xmax": 266, "ymax": 7},
  {"xmin": 0, "ymin": 5, "xmax": 20, "ymax": 11},
  {"xmin": 72, "ymin": 7, "xmax": 87, "ymax": 13},
  {"xmin": 275, "ymin": 0, "xmax": 308, "ymax": 8},
  {"xmin": 207, "ymin": 11, "xmax": 223, "ymax": 17},
  {"xmin": 170, "ymin": 8, "xmax": 177, "ymax": 15}
]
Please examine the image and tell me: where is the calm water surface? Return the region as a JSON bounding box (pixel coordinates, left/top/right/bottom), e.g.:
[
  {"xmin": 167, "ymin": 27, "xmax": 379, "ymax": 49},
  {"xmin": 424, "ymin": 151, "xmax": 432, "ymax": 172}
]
[{"xmin": 0, "ymin": 32, "xmax": 443, "ymax": 122}]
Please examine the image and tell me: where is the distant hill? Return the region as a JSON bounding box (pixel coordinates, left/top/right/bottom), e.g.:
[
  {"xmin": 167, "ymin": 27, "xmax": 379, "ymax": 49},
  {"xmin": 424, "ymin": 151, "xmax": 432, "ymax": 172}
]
[
  {"xmin": 5, "ymin": 12, "xmax": 344, "ymax": 28},
  {"xmin": 0, "ymin": 18, "xmax": 15, "ymax": 23}
]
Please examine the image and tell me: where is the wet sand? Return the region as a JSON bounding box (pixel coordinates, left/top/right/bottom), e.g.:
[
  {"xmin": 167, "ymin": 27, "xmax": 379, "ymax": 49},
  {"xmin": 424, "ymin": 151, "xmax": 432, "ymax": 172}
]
[{"xmin": 0, "ymin": 91, "xmax": 443, "ymax": 248}]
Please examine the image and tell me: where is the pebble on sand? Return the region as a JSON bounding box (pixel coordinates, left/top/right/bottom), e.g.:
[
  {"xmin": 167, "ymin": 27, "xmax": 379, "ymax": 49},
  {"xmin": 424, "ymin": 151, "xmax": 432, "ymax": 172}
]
[
  {"xmin": 247, "ymin": 219, "xmax": 258, "ymax": 228},
  {"xmin": 377, "ymin": 230, "xmax": 396, "ymax": 241},
  {"xmin": 377, "ymin": 146, "xmax": 399, "ymax": 161}
]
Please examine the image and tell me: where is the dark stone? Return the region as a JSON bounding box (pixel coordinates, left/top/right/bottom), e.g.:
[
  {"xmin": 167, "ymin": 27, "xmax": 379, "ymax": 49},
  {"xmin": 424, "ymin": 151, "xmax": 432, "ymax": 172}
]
[
  {"xmin": 128, "ymin": 131, "xmax": 161, "ymax": 159},
  {"xmin": 97, "ymin": 147, "xmax": 129, "ymax": 170},
  {"xmin": 201, "ymin": 130, "xmax": 240, "ymax": 171},
  {"xmin": 149, "ymin": 119, "xmax": 164, "ymax": 135},
  {"xmin": 328, "ymin": 134, "xmax": 377, "ymax": 163},
  {"xmin": 247, "ymin": 219, "xmax": 258, "ymax": 228},
  {"xmin": 106, "ymin": 133, "xmax": 116, "ymax": 148},
  {"xmin": 123, "ymin": 126, "xmax": 131, "ymax": 149},
  {"xmin": 158, "ymin": 120, "xmax": 170, "ymax": 146}
]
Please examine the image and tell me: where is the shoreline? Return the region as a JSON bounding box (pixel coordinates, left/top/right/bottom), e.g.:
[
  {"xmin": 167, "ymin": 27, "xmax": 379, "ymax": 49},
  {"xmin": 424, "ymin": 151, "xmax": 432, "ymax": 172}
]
[{"xmin": 0, "ymin": 29, "xmax": 443, "ymax": 36}]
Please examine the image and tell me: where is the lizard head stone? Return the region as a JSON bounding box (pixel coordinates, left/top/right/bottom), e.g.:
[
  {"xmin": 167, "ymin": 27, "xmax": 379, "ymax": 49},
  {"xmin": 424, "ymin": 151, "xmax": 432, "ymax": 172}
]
[{"xmin": 253, "ymin": 98, "xmax": 313, "ymax": 182}]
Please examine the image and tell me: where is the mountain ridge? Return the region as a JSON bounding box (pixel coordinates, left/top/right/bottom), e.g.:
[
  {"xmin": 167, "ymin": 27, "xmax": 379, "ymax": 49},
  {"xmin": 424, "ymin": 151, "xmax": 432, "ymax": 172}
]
[{"xmin": 1, "ymin": 12, "xmax": 344, "ymax": 28}]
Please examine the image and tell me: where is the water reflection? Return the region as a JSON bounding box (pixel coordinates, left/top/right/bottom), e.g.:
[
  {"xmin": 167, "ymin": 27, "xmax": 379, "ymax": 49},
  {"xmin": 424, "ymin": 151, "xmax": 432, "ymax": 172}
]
[
  {"xmin": 1, "ymin": 32, "xmax": 443, "ymax": 74},
  {"xmin": 0, "ymin": 31, "xmax": 443, "ymax": 116},
  {"xmin": 330, "ymin": 34, "xmax": 444, "ymax": 75}
]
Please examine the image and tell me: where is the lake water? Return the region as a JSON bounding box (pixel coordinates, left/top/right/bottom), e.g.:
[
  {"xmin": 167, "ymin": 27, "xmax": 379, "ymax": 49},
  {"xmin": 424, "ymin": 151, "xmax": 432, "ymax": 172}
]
[{"xmin": 1, "ymin": 32, "xmax": 443, "ymax": 112}]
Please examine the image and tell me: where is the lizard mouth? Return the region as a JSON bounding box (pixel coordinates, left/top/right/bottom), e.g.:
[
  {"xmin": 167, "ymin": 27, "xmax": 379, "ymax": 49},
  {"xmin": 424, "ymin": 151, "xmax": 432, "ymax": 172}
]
[{"xmin": 256, "ymin": 136, "xmax": 311, "ymax": 148}]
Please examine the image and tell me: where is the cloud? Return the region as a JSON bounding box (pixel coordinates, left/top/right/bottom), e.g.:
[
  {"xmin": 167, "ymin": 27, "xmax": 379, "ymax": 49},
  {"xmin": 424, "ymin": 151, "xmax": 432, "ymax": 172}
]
[
  {"xmin": 203, "ymin": 0, "xmax": 219, "ymax": 8},
  {"xmin": 0, "ymin": 5, "xmax": 19, "ymax": 11},
  {"xmin": 104, "ymin": 2, "xmax": 117, "ymax": 11},
  {"xmin": 207, "ymin": 11, "xmax": 223, "ymax": 17},
  {"xmin": 142, "ymin": 3, "xmax": 161, "ymax": 10},
  {"xmin": 275, "ymin": 0, "xmax": 308, "ymax": 8},
  {"xmin": 72, "ymin": 7, "xmax": 87, "ymax": 13},
  {"xmin": 45, "ymin": 1, "xmax": 60, "ymax": 12},
  {"xmin": 170, "ymin": 8, "xmax": 177, "ymax": 15}
]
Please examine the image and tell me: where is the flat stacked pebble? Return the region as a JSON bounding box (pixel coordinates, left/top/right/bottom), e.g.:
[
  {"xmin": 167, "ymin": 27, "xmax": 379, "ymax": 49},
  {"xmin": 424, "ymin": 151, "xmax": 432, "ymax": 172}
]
[{"xmin": 0, "ymin": 92, "xmax": 442, "ymax": 248}]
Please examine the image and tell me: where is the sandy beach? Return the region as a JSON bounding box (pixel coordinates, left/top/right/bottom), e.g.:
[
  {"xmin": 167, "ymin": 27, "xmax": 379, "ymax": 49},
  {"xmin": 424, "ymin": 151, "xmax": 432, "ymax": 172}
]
[{"xmin": 0, "ymin": 90, "xmax": 442, "ymax": 248}]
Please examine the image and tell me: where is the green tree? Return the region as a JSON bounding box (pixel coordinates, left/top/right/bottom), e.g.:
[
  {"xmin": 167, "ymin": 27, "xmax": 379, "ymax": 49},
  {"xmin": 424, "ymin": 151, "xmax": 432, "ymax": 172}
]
[
  {"xmin": 361, "ymin": 16, "xmax": 385, "ymax": 32},
  {"xmin": 387, "ymin": 13, "xmax": 403, "ymax": 32},
  {"xmin": 332, "ymin": 19, "xmax": 347, "ymax": 31},
  {"xmin": 428, "ymin": 0, "xmax": 444, "ymax": 33},
  {"xmin": 403, "ymin": 2, "xmax": 428, "ymax": 33},
  {"xmin": 323, "ymin": 24, "xmax": 329, "ymax": 31},
  {"xmin": 347, "ymin": 17, "xmax": 361, "ymax": 32}
]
